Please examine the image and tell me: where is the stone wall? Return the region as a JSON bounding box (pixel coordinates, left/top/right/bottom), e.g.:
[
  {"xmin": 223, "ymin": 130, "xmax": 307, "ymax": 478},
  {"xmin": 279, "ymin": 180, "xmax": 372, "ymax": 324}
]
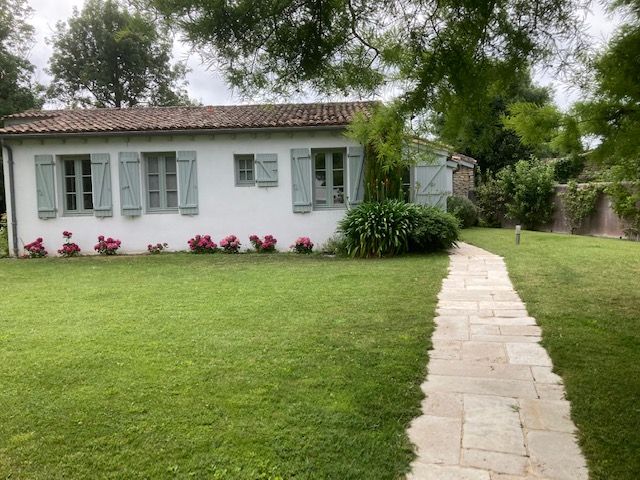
[{"xmin": 453, "ymin": 165, "xmax": 475, "ymax": 198}]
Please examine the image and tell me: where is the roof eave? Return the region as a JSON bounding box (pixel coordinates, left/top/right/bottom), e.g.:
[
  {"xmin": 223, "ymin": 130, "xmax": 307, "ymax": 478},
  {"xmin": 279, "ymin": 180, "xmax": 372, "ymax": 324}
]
[{"xmin": 0, "ymin": 124, "xmax": 349, "ymax": 140}]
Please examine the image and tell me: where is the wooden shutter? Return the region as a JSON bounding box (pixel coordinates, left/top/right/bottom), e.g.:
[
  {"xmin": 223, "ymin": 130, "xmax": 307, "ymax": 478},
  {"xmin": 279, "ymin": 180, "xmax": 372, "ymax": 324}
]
[
  {"xmin": 291, "ymin": 148, "xmax": 312, "ymax": 213},
  {"xmin": 255, "ymin": 153, "xmax": 278, "ymax": 187},
  {"xmin": 34, "ymin": 155, "xmax": 56, "ymax": 219},
  {"xmin": 177, "ymin": 151, "xmax": 198, "ymax": 215},
  {"xmin": 414, "ymin": 153, "xmax": 449, "ymax": 209},
  {"xmin": 91, "ymin": 153, "xmax": 112, "ymax": 217},
  {"xmin": 347, "ymin": 146, "xmax": 365, "ymax": 205},
  {"xmin": 118, "ymin": 152, "xmax": 142, "ymax": 216}
]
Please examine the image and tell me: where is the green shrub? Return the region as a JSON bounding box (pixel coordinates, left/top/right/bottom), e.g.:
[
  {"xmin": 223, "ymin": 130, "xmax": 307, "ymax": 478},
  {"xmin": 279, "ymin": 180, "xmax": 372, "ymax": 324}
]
[
  {"xmin": 499, "ymin": 159, "xmax": 555, "ymax": 229},
  {"xmin": 447, "ymin": 196, "xmax": 478, "ymax": 228},
  {"xmin": 561, "ymin": 181, "xmax": 601, "ymax": 234},
  {"xmin": 0, "ymin": 213, "xmax": 7, "ymax": 258},
  {"xmin": 554, "ymin": 154, "xmax": 585, "ymax": 183},
  {"xmin": 408, "ymin": 204, "xmax": 460, "ymax": 252},
  {"xmin": 338, "ymin": 200, "xmax": 415, "ymax": 257},
  {"xmin": 475, "ymin": 176, "xmax": 505, "ymax": 227},
  {"xmin": 320, "ymin": 234, "xmax": 348, "ymax": 256}
]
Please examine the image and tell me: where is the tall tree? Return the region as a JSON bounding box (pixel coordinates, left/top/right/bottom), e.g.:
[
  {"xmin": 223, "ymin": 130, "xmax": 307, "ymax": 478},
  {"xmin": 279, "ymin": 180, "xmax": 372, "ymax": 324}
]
[
  {"xmin": 48, "ymin": 0, "xmax": 193, "ymax": 108},
  {"xmin": 148, "ymin": 0, "xmax": 586, "ymax": 118},
  {"xmin": 0, "ymin": 0, "xmax": 44, "ymax": 213},
  {"xmin": 434, "ymin": 67, "xmax": 552, "ymax": 173}
]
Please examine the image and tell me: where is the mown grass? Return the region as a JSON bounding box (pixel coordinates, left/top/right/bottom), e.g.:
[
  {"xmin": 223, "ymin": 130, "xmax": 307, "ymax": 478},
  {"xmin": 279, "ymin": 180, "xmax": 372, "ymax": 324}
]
[
  {"xmin": 462, "ymin": 228, "xmax": 640, "ymax": 480},
  {"xmin": 0, "ymin": 252, "xmax": 448, "ymax": 479}
]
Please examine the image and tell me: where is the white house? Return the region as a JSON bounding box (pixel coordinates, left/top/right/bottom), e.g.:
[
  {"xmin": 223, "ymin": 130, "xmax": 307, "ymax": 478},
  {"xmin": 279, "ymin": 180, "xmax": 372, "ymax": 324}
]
[{"xmin": 0, "ymin": 101, "xmax": 459, "ymax": 256}]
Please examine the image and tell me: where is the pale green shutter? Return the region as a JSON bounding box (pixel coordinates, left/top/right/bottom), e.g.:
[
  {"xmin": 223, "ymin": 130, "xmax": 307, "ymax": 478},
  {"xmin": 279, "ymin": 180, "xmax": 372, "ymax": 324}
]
[
  {"xmin": 177, "ymin": 151, "xmax": 198, "ymax": 215},
  {"xmin": 255, "ymin": 153, "xmax": 278, "ymax": 187},
  {"xmin": 414, "ymin": 154, "xmax": 448, "ymax": 209},
  {"xmin": 347, "ymin": 146, "xmax": 365, "ymax": 205},
  {"xmin": 91, "ymin": 153, "xmax": 112, "ymax": 217},
  {"xmin": 34, "ymin": 155, "xmax": 56, "ymax": 219},
  {"xmin": 291, "ymin": 148, "xmax": 312, "ymax": 212},
  {"xmin": 118, "ymin": 152, "xmax": 142, "ymax": 216}
]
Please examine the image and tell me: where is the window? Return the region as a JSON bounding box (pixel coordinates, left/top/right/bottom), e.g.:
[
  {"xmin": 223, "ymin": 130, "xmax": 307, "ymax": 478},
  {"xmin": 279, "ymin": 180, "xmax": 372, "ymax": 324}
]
[
  {"xmin": 145, "ymin": 153, "xmax": 178, "ymax": 211},
  {"xmin": 62, "ymin": 155, "xmax": 93, "ymax": 213},
  {"xmin": 313, "ymin": 149, "xmax": 345, "ymax": 208},
  {"xmin": 235, "ymin": 154, "xmax": 255, "ymax": 185}
]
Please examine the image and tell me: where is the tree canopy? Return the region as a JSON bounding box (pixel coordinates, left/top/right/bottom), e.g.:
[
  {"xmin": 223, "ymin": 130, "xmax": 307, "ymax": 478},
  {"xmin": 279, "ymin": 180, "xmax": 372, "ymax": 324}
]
[
  {"xmin": 148, "ymin": 0, "xmax": 587, "ymax": 117},
  {"xmin": 48, "ymin": 0, "xmax": 194, "ymax": 108}
]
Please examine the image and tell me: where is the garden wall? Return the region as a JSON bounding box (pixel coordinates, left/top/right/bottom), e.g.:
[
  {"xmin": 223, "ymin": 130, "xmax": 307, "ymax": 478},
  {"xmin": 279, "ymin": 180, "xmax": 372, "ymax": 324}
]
[{"xmin": 543, "ymin": 184, "xmax": 626, "ymax": 237}]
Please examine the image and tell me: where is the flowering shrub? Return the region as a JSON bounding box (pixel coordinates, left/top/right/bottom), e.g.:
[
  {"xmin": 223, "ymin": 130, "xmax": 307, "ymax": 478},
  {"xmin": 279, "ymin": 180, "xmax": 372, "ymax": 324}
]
[
  {"xmin": 220, "ymin": 235, "xmax": 241, "ymax": 253},
  {"xmin": 188, "ymin": 234, "xmax": 218, "ymax": 253},
  {"xmin": 23, "ymin": 237, "xmax": 48, "ymax": 258},
  {"xmin": 291, "ymin": 236, "xmax": 314, "ymax": 254},
  {"xmin": 94, "ymin": 235, "xmax": 121, "ymax": 255},
  {"xmin": 58, "ymin": 231, "xmax": 81, "ymax": 257},
  {"xmin": 147, "ymin": 242, "xmax": 168, "ymax": 254},
  {"xmin": 249, "ymin": 234, "xmax": 277, "ymax": 253}
]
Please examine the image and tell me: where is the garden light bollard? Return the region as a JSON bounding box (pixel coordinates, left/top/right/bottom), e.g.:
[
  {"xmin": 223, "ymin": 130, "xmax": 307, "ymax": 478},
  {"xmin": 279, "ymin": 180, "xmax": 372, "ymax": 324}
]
[{"xmin": 515, "ymin": 225, "xmax": 521, "ymax": 245}]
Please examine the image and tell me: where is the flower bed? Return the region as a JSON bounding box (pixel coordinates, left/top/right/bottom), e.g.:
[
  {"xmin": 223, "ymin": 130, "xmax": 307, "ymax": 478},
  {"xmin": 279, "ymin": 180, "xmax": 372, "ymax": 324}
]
[
  {"xmin": 58, "ymin": 231, "xmax": 81, "ymax": 257},
  {"xmin": 220, "ymin": 235, "xmax": 241, "ymax": 253},
  {"xmin": 291, "ymin": 236, "xmax": 313, "ymax": 254},
  {"xmin": 24, "ymin": 237, "xmax": 47, "ymax": 258},
  {"xmin": 249, "ymin": 234, "xmax": 277, "ymax": 253},
  {"xmin": 94, "ymin": 235, "xmax": 121, "ymax": 255},
  {"xmin": 188, "ymin": 235, "xmax": 218, "ymax": 254}
]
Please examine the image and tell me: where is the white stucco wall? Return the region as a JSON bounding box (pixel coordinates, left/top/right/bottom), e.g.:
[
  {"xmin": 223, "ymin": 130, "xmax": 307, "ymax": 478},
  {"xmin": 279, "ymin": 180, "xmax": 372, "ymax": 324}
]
[{"xmin": 3, "ymin": 129, "xmax": 360, "ymax": 256}]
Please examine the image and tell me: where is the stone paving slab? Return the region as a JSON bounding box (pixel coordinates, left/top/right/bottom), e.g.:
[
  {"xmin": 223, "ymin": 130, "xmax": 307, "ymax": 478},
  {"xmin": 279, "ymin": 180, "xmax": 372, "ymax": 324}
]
[{"xmin": 407, "ymin": 242, "xmax": 588, "ymax": 480}]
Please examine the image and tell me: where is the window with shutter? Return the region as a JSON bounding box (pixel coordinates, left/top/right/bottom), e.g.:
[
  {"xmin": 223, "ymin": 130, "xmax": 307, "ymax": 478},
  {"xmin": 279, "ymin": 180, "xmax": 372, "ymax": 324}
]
[
  {"xmin": 291, "ymin": 148, "xmax": 312, "ymax": 213},
  {"xmin": 347, "ymin": 146, "xmax": 365, "ymax": 206},
  {"xmin": 177, "ymin": 151, "xmax": 198, "ymax": 215},
  {"xmin": 143, "ymin": 152, "xmax": 179, "ymax": 212},
  {"xmin": 234, "ymin": 154, "xmax": 255, "ymax": 186},
  {"xmin": 311, "ymin": 149, "xmax": 346, "ymax": 208},
  {"xmin": 60, "ymin": 154, "xmax": 94, "ymax": 215},
  {"xmin": 34, "ymin": 155, "xmax": 57, "ymax": 219},
  {"xmin": 119, "ymin": 152, "xmax": 142, "ymax": 216},
  {"xmin": 91, "ymin": 153, "xmax": 112, "ymax": 217}
]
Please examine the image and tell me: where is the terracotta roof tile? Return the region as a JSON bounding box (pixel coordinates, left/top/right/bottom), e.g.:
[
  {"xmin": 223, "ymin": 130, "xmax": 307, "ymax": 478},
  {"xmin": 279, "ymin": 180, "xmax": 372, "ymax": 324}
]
[{"xmin": 0, "ymin": 101, "xmax": 377, "ymax": 136}]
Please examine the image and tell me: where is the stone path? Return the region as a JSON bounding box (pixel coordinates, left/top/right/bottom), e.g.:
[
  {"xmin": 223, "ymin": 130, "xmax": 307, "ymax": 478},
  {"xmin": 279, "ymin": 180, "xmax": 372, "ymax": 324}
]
[{"xmin": 407, "ymin": 243, "xmax": 588, "ymax": 480}]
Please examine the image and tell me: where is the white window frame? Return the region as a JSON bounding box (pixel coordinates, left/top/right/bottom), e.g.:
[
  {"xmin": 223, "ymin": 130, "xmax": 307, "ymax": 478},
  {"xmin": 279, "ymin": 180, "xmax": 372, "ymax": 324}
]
[
  {"xmin": 143, "ymin": 152, "xmax": 179, "ymax": 212},
  {"xmin": 234, "ymin": 154, "xmax": 255, "ymax": 186}
]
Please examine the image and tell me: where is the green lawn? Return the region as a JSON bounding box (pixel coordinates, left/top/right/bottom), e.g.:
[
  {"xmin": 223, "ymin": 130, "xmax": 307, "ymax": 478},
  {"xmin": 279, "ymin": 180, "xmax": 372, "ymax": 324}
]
[
  {"xmin": 462, "ymin": 228, "xmax": 640, "ymax": 480},
  {"xmin": 0, "ymin": 253, "xmax": 448, "ymax": 479}
]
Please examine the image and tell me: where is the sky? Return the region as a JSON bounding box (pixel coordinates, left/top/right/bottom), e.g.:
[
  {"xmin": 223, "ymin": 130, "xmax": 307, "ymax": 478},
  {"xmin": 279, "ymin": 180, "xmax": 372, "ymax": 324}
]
[{"xmin": 27, "ymin": 0, "xmax": 622, "ymax": 109}]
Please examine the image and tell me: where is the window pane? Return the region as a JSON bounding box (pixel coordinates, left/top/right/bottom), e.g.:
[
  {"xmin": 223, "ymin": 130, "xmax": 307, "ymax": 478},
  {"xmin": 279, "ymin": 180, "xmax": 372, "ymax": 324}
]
[
  {"xmin": 239, "ymin": 170, "xmax": 247, "ymax": 182},
  {"xmin": 81, "ymin": 159, "xmax": 91, "ymax": 176},
  {"xmin": 166, "ymin": 173, "xmax": 177, "ymax": 191},
  {"xmin": 82, "ymin": 176, "xmax": 92, "ymax": 193},
  {"xmin": 246, "ymin": 169, "xmax": 254, "ymax": 181},
  {"xmin": 314, "ymin": 153, "xmax": 325, "ymax": 170},
  {"xmin": 65, "ymin": 160, "xmax": 75, "ymax": 175},
  {"xmin": 332, "ymin": 152, "xmax": 343, "ymax": 170},
  {"xmin": 147, "ymin": 157, "xmax": 159, "ymax": 173},
  {"xmin": 333, "ymin": 187, "xmax": 345, "ymax": 205},
  {"xmin": 148, "ymin": 174, "xmax": 160, "ymax": 191},
  {"xmin": 165, "ymin": 157, "xmax": 176, "ymax": 173},
  {"xmin": 167, "ymin": 191, "xmax": 178, "ymax": 208},
  {"xmin": 333, "ymin": 169, "xmax": 344, "ymax": 187},
  {"xmin": 149, "ymin": 191, "xmax": 160, "ymax": 208},
  {"xmin": 66, "ymin": 194, "xmax": 77, "ymax": 211},
  {"xmin": 66, "ymin": 176, "xmax": 76, "ymax": 193},
  {"xmin": 315, "ymin": 170, "xmax": 327, "ymax": 204},
  {"xmin": 83, "ymin": 193, "xmax": 93, "ymax": 210}
]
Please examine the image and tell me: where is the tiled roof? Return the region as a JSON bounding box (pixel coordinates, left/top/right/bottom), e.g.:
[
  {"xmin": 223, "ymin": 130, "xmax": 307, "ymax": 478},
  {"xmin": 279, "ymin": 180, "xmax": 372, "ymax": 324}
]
[{"xmin": 0, "ymin": 101, "xmax": 377, "ymax": 136}]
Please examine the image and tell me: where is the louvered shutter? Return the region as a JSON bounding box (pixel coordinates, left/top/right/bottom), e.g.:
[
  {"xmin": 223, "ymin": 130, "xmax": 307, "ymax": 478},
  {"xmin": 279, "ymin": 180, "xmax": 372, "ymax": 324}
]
[
  {"xmin": 347, "ymin": 146, "xmax": 365, "ymax": 206},
  {"xmin": 91, "ymin": 153, "xmax": 112, "ymax": 217},
  {"xmin": 177, "ymin": 151, "xmax": 198, "ymax": 215},
  {"xmin": 255, "ymin": 153, "xmax": 278, "ymax": 187},
  {"xmin": 291, "ymin": 148, "xmax": 312, "ymax": 213},
  {"xmin": 34, "ymin": 155, "xmax": 56, "ymax": 219},
  {"xmin": 118, "ymin": 152, "xmax": 142, "ymax": 216}
]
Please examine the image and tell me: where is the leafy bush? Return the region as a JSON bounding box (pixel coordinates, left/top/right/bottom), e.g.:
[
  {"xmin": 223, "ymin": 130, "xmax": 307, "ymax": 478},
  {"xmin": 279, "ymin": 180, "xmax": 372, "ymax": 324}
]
[
  {"xmin": 499, "ymin": 159, "xmax": 555, "ymax": 229},
  {"xmin": 220, "ymin": 235, "xmax": 241, "ymax": 253},
  {"xmin": 606, "ymin": 180, "xmax": 640, "ymax": 240},
  {"xmin": 339, "ymin": 200, "xmax": 415, "ymax": 257},
  {"xmin": 408, "ymin": 204, "xmax": 460, "ymax": 252},
  {"xmin": 147, "ymin": 242, "xmax": 168, "ymax": 254},
  {"xmin": 0, "ymin": 214, "xmax": 8, "ymax": 258},
  {"xmin": 249, "ymin": 234, "xmax": 277, "ymax": 252},
  {"xmin": 94, "ymin": 235, "xmax": 121, "ymax": 255},
  {"xmin": 554, "ymin": 154, "xmax": 585, "ymax": 183},
  {"xmin": 23, "ymin": 237, "xmax": 48, "ymax": 258},
  {"xmin": 291, "ymin": 237, "xmax": 314, "ymax": 254},
  {"xmin": 447, "ymin": 196, "xmax": 478, "ymax": 228},
  {"xmin": 188, "ymin": 234, "xmax": 218, "ymax": 253},
  {"xmin": 320, "ymin": 234, "xmax": 347, "ymax": 256},
  {"xmin": 475, "ymin": 176, "xmax": 505, "ymax": 227},
  {"xmin": 561, "ymin": 181, "xmax": 600, "ymax": 234},
  {"xmin": 58, "ymin": 231, "xmax": 81, "ymax": 257}
]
